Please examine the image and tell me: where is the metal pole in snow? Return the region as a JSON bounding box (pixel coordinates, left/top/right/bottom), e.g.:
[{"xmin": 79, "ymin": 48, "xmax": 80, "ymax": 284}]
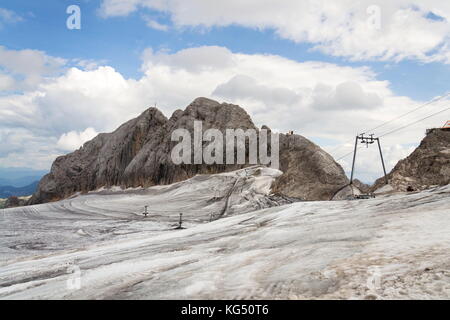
[
  {"xmin": 376, "ymin": 138, "xmax": 388, "ymax": 185},
  {"xmin": 350, "ymin": 136, "xmax": 358, "ymax": 185},
  {"xmin": 143, "ymin": 205, "xmax": 148, "ymax": 217}
]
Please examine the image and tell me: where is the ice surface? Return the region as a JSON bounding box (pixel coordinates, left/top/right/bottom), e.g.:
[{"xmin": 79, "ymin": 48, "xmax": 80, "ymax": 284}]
[
  {"xmin": 0, "ymin": 168, "xmax": 449, "ymax": 299},
  {"xmin": 0, "ymin": 167, "xmax": 285, "ymax": 261},
  {"xmin": 374, "ymin": 184, "xmax": 394, "ymax": 194}
]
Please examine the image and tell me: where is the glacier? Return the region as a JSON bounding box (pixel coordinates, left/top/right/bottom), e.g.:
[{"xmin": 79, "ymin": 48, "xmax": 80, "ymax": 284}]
[{"xmin": 0, "ymin": 167, "xmax": 449, "ymax": 299}]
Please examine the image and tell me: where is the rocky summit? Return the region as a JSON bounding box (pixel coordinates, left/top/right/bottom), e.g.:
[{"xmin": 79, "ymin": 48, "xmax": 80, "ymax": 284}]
[
  {"xmin": 29, "ymin": 98, "xmax": 349, "ymax": 204},
  {"xmin": 372, "ymin": 128, "xmax": 450, "ymax": 192}
]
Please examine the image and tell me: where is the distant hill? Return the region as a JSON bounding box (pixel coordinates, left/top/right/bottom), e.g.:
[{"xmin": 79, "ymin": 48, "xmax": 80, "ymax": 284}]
[
  {"xmin": 0, "ymin": 168, "xmax": 47, "ymax": 188},
  {"xmin": 0, "ymin": 181, "xmax": 39, "ymax": 198}
]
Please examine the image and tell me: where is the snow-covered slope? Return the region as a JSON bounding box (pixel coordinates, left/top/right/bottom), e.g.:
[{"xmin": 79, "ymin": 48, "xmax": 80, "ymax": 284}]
[
  {"xmin": 0, "ymin": 167, "xmax": 285, "ymax": 261},
  {"xmin": 0, "ymin": 168, "xmax": 449, "ymax": 299}
]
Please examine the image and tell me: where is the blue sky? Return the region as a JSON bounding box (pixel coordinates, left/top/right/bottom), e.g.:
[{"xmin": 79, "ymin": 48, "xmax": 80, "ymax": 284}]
[
  {"xmin": 1, "ymin": 0, "xmax": 450, "ymax": 182},
  {"xmin": 2, "ymin": 0, "xmax": 450, "ymax": 100}
]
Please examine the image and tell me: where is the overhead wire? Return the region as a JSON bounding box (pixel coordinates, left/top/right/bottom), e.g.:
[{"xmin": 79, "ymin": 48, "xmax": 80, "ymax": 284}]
[
  {"xmin": 329, "ymin": 92, "xmax": 450, "ymax": 160},
  {"xmin": 361, "ymin": 92, "xmax": 450, "ymax": 135},
  {"xmin": 378, "ymin": 104, "xmax": 450, "ymax": 138}
]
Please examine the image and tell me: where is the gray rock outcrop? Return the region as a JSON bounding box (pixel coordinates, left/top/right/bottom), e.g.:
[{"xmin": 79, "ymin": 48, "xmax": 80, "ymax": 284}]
[
  {"xmin": 372, "ymin": 128, "xmax": 450, "ymax": 192},
  {"xmin": 30, "ymin": 98, "xmax": 349, "ymax": 204},
  {"xmin": 352, "ymin": 179, "xmax": 370, "ymax": 193},
  {"xmin": 272, "ymin": 133, "xmax": 349, "ymax": 200}
]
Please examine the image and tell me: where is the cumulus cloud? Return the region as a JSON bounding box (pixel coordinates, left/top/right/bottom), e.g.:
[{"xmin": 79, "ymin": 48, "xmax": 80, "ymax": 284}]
[
  {"xmin": 311, "ymin": 82, "xmax": 382, "ymax": 110},
  {"xmin": 213, "ymin": 75, "xmax": 301, "ymax": 108},
  {"xmin": 141, "ymin": 46, "xmax": 235, "ymax": 73},
  {"xmin": 0, "ymin": 73, "xmax": 16, "ymax": 91},
  {"xmin": 99, "ymin": 0, "xmax": 450, "ymax": 64},
  {"xmin": 1, "ymin": 45, "xmax": 447, "ymax": 180},
  {"xmin": 0, "ymin": 46, "xmax": 65, "ymax": 76},
  {"xmin": 0, "ymin": 128, "xmax": 60, "ymax": 169},
  {"xmin": 0, "ymin": 46, "xmax": 67, "ymax": 91},
  {"xmin": 57, "ymin": 128, "xmax": 99, "ymax": 151}
]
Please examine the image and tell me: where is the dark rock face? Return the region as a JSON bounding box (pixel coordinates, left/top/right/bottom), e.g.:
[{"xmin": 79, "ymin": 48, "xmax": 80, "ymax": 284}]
[
  {"xmin": 352, "ymin": 179, "xmax": 370, "ymax": 193},
  {"xmin": 372, "ymin": 129, "xmax": 450, "ymax": 192},
  {"xmin": 271, "ymin": 134, "xmax": 349, "ymax": 200},
  {"xmin": 5, "ymin": 196, "xmax": 26, "ymax": 208},
  {"xmin": 30, "ymin": 98, "xmax": 349, "ymax": 204}
]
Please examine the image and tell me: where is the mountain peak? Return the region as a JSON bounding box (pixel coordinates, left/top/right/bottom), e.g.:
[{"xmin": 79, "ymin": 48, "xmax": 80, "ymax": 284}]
[
  {"xmin": 29, "ymin": 99, "xmax": 349, "ymax": 204},
  {"xmin": 191, "ymin": 97, "xmax": 221, "ymax": 105}
]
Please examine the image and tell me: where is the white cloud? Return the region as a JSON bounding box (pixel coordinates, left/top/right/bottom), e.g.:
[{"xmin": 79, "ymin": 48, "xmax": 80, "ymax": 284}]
[
  {"xmin": 99, "ymin": 0, "xmax": 140, "ymax": 17},
  {"xmin": 311, "ymin": 82, "xmax": 382, "ymax": 110},
  {"xmin": 72, "ymin": 58, "xmax": 108, "ymax": 71},
  {"xmin": 0, "ymin": 46, "xmax": 66, "ymax": 91},
  {"xmin": 327, "ymin": 142, "xmax": 417, "ymax": 184},
  {"xmin": 213, "ymin": 75, "xmax": 301, "ymax": 107},
  {"xmin": 57, "ymin": 128, "xmax": 99, "ymax": 151},
  {"xmin": 0, "ymin": 8, "xmax": 23, "ymax": 28},
  {"xmin": 0, "ymin": 127, "xmax": 60, "ymax": 170},
  {"xmin": 99, "ymin": 0, "xmax": 450, "ymax": 64},
  {"xmin": 141, "ymin": 46, "xmax": 235, "ymax": 72},
  {"xmin": 0, "ymin": 46, "xmax": 65, "ymax": 76},
  {"xmin": 0, "ymin": 73, "xmax": 16, "ymax": 91},
  {"xmin": 1, "ymin": 45, "xmax": 447, "ymax": 181},
  {"xmin": 142, "ymin": 15, "xmax": 169, "ymax": 31}
]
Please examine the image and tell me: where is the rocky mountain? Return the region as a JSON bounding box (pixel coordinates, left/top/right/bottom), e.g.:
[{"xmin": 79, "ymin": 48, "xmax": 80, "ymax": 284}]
[
  {"xmin": 29, "ymin": 98, "xmax": 349, "ymax": 204},
  {"xmin": 352, "ymin": 179, "xmax": 370, "ymax": 193},
  {"xmin": 372, "ymin": 128, "xmax": 450, "ymax": 192},
  {"xmin": 272, "ymin": 133, "xmax": 349, "ymax": 200}
]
